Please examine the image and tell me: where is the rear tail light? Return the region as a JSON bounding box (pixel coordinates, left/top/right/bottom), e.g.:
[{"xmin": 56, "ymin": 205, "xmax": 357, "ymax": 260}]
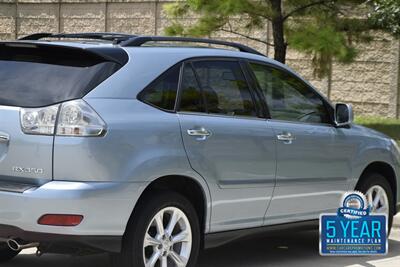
[
  {"xmin": 38, "ymin": 214, "xmax": 84, "ymax": 227},
  {"xmin": 20, "ymin": 100, "xmax": 106, "ymax": 137},
  {"xmin": 57, "ymin": 100, "xmax": 106, "ymax": 136},
  {"xmin": 20, "ymin": 105, "xmax": 58, "ymax": 135}
]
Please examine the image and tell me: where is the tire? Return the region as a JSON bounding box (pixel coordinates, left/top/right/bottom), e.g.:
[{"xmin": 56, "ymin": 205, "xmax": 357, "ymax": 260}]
[
  {"xmin": 356, "ymin": 172, "xmax": 395, "ymax": 233},
  {"xmin": 0, "ymin": 242, "xmax": 19, "ymax": 263},
  {"xmin": 117, "ymin": 191, "xmax": 200, "ymax": 267}
]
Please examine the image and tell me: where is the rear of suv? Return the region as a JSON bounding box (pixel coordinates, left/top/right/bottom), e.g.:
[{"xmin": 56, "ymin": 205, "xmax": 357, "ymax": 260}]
[{"xmin": 0, "ymin": 33, "xmax": 399, "ymax": 267}]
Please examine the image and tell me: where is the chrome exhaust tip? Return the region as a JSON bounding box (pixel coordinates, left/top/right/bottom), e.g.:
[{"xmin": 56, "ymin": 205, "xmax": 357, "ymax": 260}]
[{"xmin": 7, "ymin": 239, "xmax": 39, "ymax": 251}]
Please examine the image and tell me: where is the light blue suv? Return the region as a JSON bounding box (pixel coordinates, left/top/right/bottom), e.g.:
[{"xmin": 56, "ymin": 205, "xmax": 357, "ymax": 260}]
[{"xmin": 0, "ymin": 33, "xmax": 399, "ymax": 267}]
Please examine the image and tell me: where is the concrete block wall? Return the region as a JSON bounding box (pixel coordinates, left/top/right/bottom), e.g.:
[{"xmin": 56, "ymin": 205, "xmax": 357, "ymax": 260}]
[{"xmin": 0, "ymin": 0, "xmax": 399, "ymax": 118}]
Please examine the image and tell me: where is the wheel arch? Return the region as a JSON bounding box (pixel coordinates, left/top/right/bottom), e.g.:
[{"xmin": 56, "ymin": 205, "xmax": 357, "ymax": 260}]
[
  {"xmin": 124, "ymin": 174, "xmax": 211, "ymax": 247},
  {"xmin": 356, "ymin": 161, "xmax": 397, "ymax": 212}
]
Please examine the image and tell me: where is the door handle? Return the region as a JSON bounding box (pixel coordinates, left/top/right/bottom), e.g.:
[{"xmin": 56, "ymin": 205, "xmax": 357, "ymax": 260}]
[
  {"xmin": 277, "ymin": 132, "xmax": 295, "ymax": 144},
  {"xmin": 0, "ymin": 132, "xmax": 10, "ymax": 144},
  {"xmin": 187, "ymin": 128, "xmax": 211, "ymax": 140}
]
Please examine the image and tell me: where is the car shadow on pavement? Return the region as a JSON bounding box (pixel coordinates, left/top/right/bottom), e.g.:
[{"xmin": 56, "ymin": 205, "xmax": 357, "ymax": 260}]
[
  {"xmin": 4, "ymin": 230, "xmax": 400, "ymax": 267},
  {"xmin": 197, "ymin": 230, "xmax": 400, "ymax": 267}
]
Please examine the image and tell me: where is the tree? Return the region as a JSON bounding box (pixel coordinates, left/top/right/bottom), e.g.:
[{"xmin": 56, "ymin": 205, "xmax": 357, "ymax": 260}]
[
  {"xmin": 164, "ymin": 0, "xmax": 399, "ymax": 78},
  {"xmin": 369, "ymin": 0, "xmax": 400, "ymax": 37}
]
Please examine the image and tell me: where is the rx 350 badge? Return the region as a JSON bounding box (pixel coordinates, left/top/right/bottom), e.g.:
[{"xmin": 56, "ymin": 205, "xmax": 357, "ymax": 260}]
[{"xmin": 320, "ymin": 191, "xmax": 388, "ymax": 256}]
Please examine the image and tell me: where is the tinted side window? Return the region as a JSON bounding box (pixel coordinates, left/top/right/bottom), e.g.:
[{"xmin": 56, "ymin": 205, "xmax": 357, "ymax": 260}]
[
  {"xmin": 250, "ymin": 63, "xmax": 330, "ymax": 124},
  {"xmin": 192, "ymin": 60, "xmax": 257, "ymax": 117},
  {"xmin": 139, "ymin": 64, "xmax": 180, "ymax": 111},
  {"xmin": 179, "ymin": 64, "xmax": 205, "ymax": 113}
]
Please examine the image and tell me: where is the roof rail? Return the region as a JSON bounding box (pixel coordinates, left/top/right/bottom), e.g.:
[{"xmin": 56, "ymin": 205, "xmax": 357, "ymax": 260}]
[
  {"xmin": 120, "ymin": 36, "xmax": 264, "ymax": 56},
  {"xmin": 18, "ymin": 33, "xmax": 265, "ymax": 56},
  {"xmin": 19, "ymin": 32, "xmax": 135, "ymax": 43},
  {"xmin": 19, "ymin": 33, "xmax": 53, "ymax": 40}
]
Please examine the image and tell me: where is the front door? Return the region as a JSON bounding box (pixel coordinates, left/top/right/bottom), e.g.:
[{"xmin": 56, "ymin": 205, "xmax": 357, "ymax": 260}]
[
  {"xmin": 178, "ymin": 59, "xmax": 277, "ymax": 232},
  {"xmin": 248, "ymin": 62, "xmax": 354, "ymax": 225}
]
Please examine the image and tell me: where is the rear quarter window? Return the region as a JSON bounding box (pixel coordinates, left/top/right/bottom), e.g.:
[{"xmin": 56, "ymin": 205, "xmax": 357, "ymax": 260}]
[{"xmin": 138, "ymin": 64, "xmax": 181, "ymax": 111}]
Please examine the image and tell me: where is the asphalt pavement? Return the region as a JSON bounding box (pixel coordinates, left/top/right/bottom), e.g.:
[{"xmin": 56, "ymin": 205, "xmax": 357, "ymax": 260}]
[{"xmin": 4, "ymin": 215, "xmax": 400, "ymax": 267}]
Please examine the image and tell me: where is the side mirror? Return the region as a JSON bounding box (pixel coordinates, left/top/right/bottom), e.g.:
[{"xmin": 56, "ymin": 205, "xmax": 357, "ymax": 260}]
[{"xmin": 335, "ymin": 103, "xmax": 354, "ymax": 127}]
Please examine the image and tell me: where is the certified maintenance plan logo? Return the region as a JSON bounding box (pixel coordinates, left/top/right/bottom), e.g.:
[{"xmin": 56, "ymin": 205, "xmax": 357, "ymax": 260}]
[{"xmin": 320, "ymin": 191, "xmax": 388, "ymax": 255}]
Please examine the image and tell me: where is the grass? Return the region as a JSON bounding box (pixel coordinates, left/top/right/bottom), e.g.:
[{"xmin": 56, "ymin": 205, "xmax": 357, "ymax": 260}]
[{"xmin": 355, "ymin": 117, "xmax": 400, "ymax": 143}]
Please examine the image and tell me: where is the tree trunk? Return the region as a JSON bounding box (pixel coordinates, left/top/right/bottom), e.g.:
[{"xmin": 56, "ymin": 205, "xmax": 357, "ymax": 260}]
[{"xmin": 269, "ymin": 0, "xmax": 287, "ymax": 64}]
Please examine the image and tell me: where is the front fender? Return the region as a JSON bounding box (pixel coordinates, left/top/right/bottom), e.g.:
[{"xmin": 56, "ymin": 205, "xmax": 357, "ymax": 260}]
[{"xmin": 348, "ymin": 145, "xmax": 397, "ymax": 194}]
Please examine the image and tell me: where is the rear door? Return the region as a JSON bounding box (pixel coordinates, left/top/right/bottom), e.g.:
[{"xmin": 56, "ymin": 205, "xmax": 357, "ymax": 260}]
[
  {"xmin": 178, "ymin": 59, "xmax": 277, "ymax": 232},
  {"xmin": 0, "ymin": 42, "xmax": 122, "ymax": 186}
]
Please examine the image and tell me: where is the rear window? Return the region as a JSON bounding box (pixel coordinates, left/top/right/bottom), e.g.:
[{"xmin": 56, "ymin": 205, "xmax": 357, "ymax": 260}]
[{"xmin": 0, "ymin": 43, "xmax": 122, "ymax": 107}]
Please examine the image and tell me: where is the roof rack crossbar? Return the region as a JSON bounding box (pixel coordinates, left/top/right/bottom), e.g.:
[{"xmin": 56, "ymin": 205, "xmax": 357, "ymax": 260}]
[
  {"xmin": 19, "ymin": 32, "xmax": 136, "ymax": 43},
  {"xmin": 120, "ymin": 36, "xmax": 264, "ymax": 56}
]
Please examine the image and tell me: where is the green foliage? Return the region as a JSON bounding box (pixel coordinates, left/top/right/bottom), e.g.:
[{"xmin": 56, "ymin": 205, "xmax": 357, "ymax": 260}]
[
  {"xmin": 164, "ymin": 0, "xmax": 270, "ymax": 37},
  {"xmin": 368, "ymin": 0, "xmax": 400, "ymax": 37},
  {"xmin": 164, "ymin": 0, "xmax": 400, "ymax": 78},
  {"xmin": 288, "ymin": 23, "xmax": 357, "ymax": 78},
  {"xmin": 355, "ymin": 116, "xmax": 400, "ymax": 141}
]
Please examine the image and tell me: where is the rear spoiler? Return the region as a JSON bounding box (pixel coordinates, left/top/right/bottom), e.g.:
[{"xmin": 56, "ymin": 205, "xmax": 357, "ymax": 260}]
[{"xmin": 0, "ymin": 41, "xmax": 129, "ymax": 66}]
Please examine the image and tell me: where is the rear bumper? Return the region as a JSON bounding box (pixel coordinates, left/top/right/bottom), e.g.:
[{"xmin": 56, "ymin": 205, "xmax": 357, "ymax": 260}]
[
  {"xmin": 0, "ymin": 225, "xmax": 121, "ymax": 253},
  {"xmin": 0, "ymin": 181, "xmax": 146, "ymax": 252}
]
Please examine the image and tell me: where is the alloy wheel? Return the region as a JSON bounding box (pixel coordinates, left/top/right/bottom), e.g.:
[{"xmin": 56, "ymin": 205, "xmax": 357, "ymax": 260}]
[
  {"xmin": 366, "ymin": 185, "xmax": 389, "ymax": 215},
  {"xmin": 143, "ymin": 207, "xmax": 192, "ymax": 267}
]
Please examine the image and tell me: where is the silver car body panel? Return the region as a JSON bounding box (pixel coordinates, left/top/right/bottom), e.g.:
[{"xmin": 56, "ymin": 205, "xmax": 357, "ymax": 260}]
[
  {"xmin": 0, "ymin": 181, "xmax": 145, "ymax": 236},
  {"xmin": 0, "ymin": 105, "xmax": 52, "ymax": 184},
  {"xmin": 178, "ymin": 113, "xmax": 276, "ymax": 232},
  {"xmin": 264, "ymin": 120, "xmax": 351, "ymax": 225}
]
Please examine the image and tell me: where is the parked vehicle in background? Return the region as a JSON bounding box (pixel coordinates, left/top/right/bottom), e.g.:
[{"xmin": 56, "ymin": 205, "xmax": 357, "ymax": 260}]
[{"xmin": 0, "ymin": 33, "xmax": 399, "ymax": 267}]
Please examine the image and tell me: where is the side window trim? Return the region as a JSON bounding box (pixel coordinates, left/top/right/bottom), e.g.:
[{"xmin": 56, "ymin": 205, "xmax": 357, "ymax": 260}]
[
  {"xmin": 174, "ymin": 62, "xmax": 186, "ymax": 112},
  {"xmin": 246, "ymin": 59, "xmax": 335, "ymax": 125},
  {"xmin": 189, "ymin": 61, "xmax": 209, "ymax": 113},
  {"xmin": 179, "ymin": 57, "xmax": 262, "ymax": 119},
  {"xmin": 176, "ymin": 62, "xmax": 207, "ymax": 114},
  {"xmin": 240, "ymin": 60, "xmax": 270, "ymax": 119}
]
